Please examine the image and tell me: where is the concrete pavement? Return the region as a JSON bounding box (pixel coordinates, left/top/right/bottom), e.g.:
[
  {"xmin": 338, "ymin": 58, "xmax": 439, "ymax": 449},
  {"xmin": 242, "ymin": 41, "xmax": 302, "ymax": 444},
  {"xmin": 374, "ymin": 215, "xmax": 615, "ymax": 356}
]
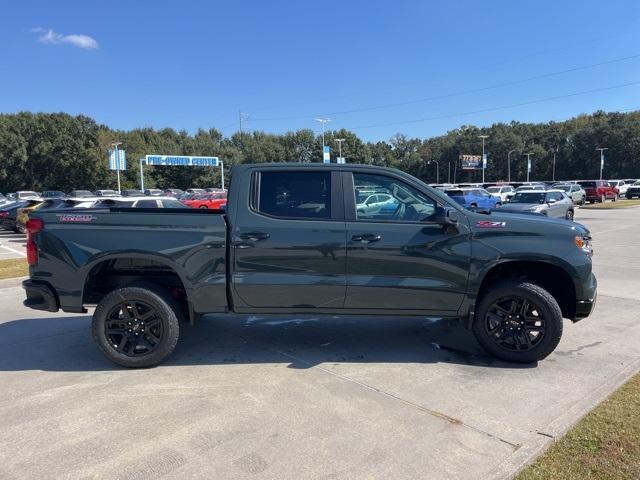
[
  {"xmin": 0, "ymin": 230, "xmax": 26, "ymax": 260},
  {"xmin": 0, "ymin": 207, "xmax": 638, "ymax": 479}
]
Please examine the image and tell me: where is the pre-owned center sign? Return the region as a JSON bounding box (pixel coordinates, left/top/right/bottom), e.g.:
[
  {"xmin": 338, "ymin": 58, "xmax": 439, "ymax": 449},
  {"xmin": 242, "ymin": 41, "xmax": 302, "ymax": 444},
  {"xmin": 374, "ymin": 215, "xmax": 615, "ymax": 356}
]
[{"xmin": 145, "ymin": 155, "xmax": 219, "ymax": 167}]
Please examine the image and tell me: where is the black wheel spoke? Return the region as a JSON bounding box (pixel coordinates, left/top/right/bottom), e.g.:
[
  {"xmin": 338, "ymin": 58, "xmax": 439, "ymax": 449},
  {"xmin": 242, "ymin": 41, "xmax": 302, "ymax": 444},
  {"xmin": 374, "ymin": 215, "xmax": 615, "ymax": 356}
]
[
  {"xmin": 484, "ymin": 295, "xmax": 545, "ymax": 352},
  {"xmin": 106, "ymin": 300, "xmax": 163, "ymax": 358}
]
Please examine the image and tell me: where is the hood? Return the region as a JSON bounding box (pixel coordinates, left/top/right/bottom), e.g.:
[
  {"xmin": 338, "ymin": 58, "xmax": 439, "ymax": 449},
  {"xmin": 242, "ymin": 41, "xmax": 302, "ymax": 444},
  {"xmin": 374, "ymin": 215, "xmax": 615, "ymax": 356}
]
[
  {"xmin": 468, "ymin": 209, "xmax": 589, "ymax": 236},
  {"xmin": 499, "ymin": 202, "xmax": 545, "ymax": 212}
]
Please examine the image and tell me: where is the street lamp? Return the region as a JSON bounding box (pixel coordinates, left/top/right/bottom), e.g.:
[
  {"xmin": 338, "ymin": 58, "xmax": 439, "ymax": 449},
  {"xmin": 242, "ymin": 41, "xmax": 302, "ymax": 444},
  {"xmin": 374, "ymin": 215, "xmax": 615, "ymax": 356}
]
[
  {"xmin": 552, "ymin": 146, "xmax": 558, "ymax": 181},
  {"xmin": 596, "ymin": 147, "xmax": 608, "ymax": 180},
  {"xmin": 427, "ymin": 160, "xmax": 440, "ymax": 184},
  {"xmin": 479, "ymin": 135, "xmax": 489, "ymax": 183},
  {"xmin": 524, "ymin": 153, "xmax": 534, "ymax": 182},
  {"xmin": 334, "ymin": 138, "xmax": 345, "ymax": 163},
  {"xmin": 507, "ymin": 149, "xmax": 516, "ymax": 183},
  {"xmin": 315, "ymin": 118, "xmax": 331, "ymax": 151}
]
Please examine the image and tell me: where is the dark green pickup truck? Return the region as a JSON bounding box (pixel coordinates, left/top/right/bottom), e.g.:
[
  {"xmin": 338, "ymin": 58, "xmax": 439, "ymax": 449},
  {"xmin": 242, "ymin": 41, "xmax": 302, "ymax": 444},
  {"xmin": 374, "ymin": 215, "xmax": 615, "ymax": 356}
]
[{"xmin": 22, "ymin": 163, "xmax": 597, "ymax": 367}]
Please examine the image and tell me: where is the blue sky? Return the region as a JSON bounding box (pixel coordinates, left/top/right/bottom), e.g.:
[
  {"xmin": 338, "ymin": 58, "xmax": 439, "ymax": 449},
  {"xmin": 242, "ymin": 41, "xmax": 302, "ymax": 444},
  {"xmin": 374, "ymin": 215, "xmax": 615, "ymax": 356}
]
[{"xmin": 1, "ymin": 0, "xmax": 640, "ymax": 141}]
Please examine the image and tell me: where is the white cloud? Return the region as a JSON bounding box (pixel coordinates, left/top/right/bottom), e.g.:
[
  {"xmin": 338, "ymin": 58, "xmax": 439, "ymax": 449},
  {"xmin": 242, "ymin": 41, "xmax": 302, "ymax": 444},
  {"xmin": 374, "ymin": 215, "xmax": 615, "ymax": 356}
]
[{"xmin": 31, "ymin": 28, "xmax": 99, "ymax": 50}]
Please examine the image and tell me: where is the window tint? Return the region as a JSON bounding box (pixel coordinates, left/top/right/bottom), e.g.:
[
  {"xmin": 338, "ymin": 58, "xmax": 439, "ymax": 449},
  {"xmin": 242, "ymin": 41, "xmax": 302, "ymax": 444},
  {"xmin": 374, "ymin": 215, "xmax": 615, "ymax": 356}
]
[
  {"xmin": 354, "ymin": 173, "xmax": 436, "ymax": 222},
  {"xmin": 258, "ymin": 171, "xmax": 331, "ymax": 219}
]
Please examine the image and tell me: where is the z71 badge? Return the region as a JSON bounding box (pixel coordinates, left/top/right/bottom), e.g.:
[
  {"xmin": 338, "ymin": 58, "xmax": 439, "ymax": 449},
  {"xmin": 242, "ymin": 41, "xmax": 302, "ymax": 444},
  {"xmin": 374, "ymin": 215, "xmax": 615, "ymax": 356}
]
[
  {"xmin": 56, "ymin": 214, "xmax": 98, "ymax": 223},
  {"xmin": 476, "ymin": 220, "xmax": 506, "ymax": 228}
]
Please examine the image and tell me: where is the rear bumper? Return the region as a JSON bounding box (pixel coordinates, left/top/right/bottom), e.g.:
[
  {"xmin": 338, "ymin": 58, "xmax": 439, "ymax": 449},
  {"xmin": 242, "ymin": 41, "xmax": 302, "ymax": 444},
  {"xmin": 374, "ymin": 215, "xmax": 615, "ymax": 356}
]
[{"xmin": 22, "ymin": 279, "xmax": 59, "ymax": 312}]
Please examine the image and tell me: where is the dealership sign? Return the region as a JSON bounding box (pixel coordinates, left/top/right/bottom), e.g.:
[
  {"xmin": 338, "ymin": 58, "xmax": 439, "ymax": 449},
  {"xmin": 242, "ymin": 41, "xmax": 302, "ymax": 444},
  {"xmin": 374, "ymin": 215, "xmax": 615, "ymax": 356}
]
[
  {"xmin": 145, "ymin": 155, "xmax": 219, "ymax": 167},
  {"xmin": 460, "ymin": 154, "xmax": 482, "ymax": 170}
]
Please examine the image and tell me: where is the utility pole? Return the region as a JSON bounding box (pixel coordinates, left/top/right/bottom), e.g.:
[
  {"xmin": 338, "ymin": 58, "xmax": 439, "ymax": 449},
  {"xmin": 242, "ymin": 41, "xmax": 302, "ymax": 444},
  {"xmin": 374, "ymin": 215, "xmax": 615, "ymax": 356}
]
[
  {"xmin": 448, "ymin": 161, "xmax": 451, "ymax": 183},
  {"xmin": 111, "ymin": 142, "xmax": 123, "ymax": 193},
  {"xmin": 596, "ymin": 147, "xmax": 608, "ymax": 180},
  {"xmin": 334, "ymin": 138, "xmax": 345, "ymax": 163},
  {"xmin": 479, "ymin": 135, "xmax": 489, "ymax": 183},
  {"xmin": 524, "ymin": 153, "xmax": 534, "ymax": 183},
  {"xmin": 507, "ymin": 149, "xmax": 516, "ymax": 183},
  {"xmin": 552, "ymin": 146, "xmax": 558, "ymax": 181},
  {"xmin": 315, "ymin": 118, "xmax": 331, "ymax": 161}
]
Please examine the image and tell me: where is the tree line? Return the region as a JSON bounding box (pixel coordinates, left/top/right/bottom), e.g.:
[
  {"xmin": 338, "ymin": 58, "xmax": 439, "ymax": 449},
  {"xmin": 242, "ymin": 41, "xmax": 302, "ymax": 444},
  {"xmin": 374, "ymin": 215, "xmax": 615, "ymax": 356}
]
[{"xmin": 1, "ymin": 109, "xmax": 639, "ymax": 193}]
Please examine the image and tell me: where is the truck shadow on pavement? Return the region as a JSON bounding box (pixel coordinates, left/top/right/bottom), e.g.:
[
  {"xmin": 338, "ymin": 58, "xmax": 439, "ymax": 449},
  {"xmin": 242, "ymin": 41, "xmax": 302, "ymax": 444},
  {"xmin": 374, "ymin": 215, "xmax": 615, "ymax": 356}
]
[{"xmin": 0, "ymin": 314, "xmax": 537, "ymax": 371}]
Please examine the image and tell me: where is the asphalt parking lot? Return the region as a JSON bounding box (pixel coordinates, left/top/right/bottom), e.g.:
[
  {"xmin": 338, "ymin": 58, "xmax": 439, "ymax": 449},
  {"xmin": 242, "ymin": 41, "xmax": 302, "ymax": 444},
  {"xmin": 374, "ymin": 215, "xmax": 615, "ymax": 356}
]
[
  {"xmin": 0, "ymin": 207, "xmax": 638, "ymax": 480},
  {"xmin": 0, "ymin": 230, "xmax": 26, "ymax": 260}
]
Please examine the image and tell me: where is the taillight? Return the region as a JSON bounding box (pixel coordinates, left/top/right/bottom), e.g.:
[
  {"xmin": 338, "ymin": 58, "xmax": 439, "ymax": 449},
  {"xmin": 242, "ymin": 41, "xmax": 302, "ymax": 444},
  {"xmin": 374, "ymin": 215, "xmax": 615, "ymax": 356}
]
[
  {"xmin": 26, "ymin": 218, "xmax": 44, "ymax": 266},
  {"xmin": 0, "ymin": 211, "xmax": 8, "ymax": 218}
]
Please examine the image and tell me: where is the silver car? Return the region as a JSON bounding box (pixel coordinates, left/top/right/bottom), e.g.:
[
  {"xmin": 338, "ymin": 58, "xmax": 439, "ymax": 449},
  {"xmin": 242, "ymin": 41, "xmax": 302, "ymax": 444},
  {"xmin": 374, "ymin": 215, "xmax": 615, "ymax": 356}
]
[
  {"xmin": 552, "ymin": 183, "xmax": 586, "ymax": 205},
  {"xmin": 500, "ymin": 190, "xmax": 575, "ymax": 220}
]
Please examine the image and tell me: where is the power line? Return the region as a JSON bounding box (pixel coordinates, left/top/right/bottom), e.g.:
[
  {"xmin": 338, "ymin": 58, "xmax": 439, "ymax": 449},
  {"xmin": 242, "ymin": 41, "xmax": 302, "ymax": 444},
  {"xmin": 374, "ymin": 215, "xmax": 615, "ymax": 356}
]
[
  {"xmin": 247, "ymin": 53, "xmax": 640, "ymax": 122},
  {"xmin": 344, "ymin": 80, "xmax": 640, "ymax": 130}
]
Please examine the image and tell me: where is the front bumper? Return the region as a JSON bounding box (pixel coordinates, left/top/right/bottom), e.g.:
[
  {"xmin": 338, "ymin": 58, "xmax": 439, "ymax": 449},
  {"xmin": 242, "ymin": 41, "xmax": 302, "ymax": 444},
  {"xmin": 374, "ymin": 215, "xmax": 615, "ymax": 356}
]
[
  {"xmin": 572, "ymin": 273, "xmax": 597, "ymax": 321},
  {"xmin": 22, "ymin": 279, "xmax": 59, "ymax": 312}
]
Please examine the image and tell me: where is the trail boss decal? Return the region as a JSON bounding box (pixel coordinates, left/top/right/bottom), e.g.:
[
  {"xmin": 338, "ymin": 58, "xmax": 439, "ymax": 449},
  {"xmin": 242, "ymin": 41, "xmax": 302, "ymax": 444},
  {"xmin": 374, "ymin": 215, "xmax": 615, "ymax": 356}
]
[
  {"xmin": 56, "ymin": 214, "xmax": 98, "ymax": 223},
  {"xmin": 476, "ymin": 220, "xmax": 506, "ymax": 228}
]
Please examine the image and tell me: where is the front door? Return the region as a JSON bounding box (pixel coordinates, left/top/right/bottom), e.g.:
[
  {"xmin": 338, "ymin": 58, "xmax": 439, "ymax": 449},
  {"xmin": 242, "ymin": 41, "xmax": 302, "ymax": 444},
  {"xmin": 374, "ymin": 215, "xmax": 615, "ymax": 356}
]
[
  {"xmin": 232, "ymin": 169, "xmax": 346, "ymax": 310},
  {"xmin": 344, "ymin": 172, "xmax": 471, "ymax": 313}
]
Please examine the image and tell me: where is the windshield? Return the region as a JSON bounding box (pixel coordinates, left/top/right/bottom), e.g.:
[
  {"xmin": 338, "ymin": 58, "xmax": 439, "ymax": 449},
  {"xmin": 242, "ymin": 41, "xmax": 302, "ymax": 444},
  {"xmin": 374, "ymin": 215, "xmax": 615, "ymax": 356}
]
[
  {"xmin": 554, "ymin": 185, "xmax": 570, "ymax": 192},
  {"xmin": 510, "ymin": 192, "xmax": 545, "ymax": 203},
  {"xmin": 578, "ymin": 181, "xmax": 596, "ymax": 188}
]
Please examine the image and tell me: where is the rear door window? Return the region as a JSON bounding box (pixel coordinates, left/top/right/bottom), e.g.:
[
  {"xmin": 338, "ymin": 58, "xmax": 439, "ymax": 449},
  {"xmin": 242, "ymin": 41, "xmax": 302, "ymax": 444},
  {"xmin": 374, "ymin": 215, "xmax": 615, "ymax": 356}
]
[{"xmin": 257, "ymin": 171, "xmax": 331, "ymax": 219}]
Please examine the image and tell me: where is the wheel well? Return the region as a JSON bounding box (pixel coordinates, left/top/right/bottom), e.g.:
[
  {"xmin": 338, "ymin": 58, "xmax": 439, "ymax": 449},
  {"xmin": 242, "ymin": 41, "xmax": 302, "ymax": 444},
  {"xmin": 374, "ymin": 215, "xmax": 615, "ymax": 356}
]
[
  {"xmin": 83, "ymin": 258, "xmax": 190, "ymax": 321},
  {"xmin": 477, "ymin": 261, "xmax": 576, "ymax": 319}
]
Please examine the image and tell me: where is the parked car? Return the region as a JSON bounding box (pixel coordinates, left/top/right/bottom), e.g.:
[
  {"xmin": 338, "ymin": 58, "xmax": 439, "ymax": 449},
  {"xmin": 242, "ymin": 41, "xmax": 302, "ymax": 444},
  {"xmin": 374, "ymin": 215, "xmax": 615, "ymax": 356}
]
[
  {"xmin": 186, "ymin": 188, "xmax": 206, "ymax": 194},
  {"xmin": 0, "ymin": 193, "xmax": 9, "ymax": 205},
  {"xmin": 15, "ymin": 191, "xmax": 41, "ymax": 200},
  {"xmin": 608, "ymin": 180, "xmax": 629, "ymax": 197},
  {"xmin": 164, "ymin": 189, "xmax": 184, "ymax": 197},
  {"xmin": 444, "ymin": 187, "xmax": 502, "ymax": 210},
  {"xmin": 486, "ymin": 185, "xmax": 515, "ymax": 202},
  {"xmin": 121, "ymin": 189, "xmax": 144, "ymax": 197},
  {"xmin": 1, "ymin": 200, "xmax": 39, "ymax": 232},
  {"xmin": 625, "ymin": 181, "xmax": 640, "ymax": 199},
  {"xmin": 41, "ymin": 190, "xmax": 66, "ymax": 199},
  {"xmin": 95, "ymin": 196, "xmax": 186, "ymax": 209},
  {"xmin": 22, "ymin": 163, "xmax": 597, "ymax": 368},
  {"xmin": 94, "ymin": 190, "xmax": 120, "ymax": 197},
  {"xmin": 144, "ymin": 189, "xmax": 163, "ymax": 196},
  {"xmin": 551, "ymin": 183, "xmax": 586, "ymax": 205},
  {"xmin": 355, "ymin": 192, "xmax": 397, "ymax": 216},
  {"xmin": 500, "ymin": 190, "xmax": 574, "ymax": 219},
  {"xmin": 69, "ymin": 190, "xmax": 95, "ymax": 198},
  {"xmin": 181, "ymin": 192, "xmax": 228, "ymax": 210},
  {"xmin": 577, "ymin": 180, "xmax": 617, "ymax": 203}
]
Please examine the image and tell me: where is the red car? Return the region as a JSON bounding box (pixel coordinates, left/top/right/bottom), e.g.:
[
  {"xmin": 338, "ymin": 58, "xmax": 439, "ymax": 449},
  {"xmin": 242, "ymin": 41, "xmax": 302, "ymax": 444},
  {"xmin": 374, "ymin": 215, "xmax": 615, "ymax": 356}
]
[
  {"xmin": 181, "ymin": 192, "xmax": 227, "ymax": 209},
  {"xmin": 577, "ymin": 180, "xmax": 618, "ymax": 203}
]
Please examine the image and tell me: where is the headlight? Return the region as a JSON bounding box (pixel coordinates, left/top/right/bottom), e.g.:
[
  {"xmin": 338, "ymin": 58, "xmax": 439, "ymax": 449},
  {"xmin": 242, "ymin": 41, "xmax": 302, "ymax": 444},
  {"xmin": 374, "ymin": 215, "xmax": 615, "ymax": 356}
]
[{"xmin": 575, "ymin": 235, "xmax": 593, "ymax": 256}]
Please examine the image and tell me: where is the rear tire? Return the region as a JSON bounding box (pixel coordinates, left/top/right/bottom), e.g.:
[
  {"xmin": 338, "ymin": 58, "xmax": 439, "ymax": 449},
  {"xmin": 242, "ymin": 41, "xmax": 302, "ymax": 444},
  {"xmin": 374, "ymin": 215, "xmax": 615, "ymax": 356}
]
[
  {"xmin": 472, "ymin": 281, "xmax": 563, "ymax": 363},
  {"xmin": 612, "ymin": 194, "xmax": 618, "ymax": 202},
  {"xmin": 600, "ymin": 194, "xmax": 606, "ymax": 203},
  {"xmin": 566, "ymin": 209, "xmax": 574, "ymax": 220},
  {"xmin": 495, "ymin": 202, "xmax": 502, "ymax": 208},
  {"xmin": 199, "ymin": 205, "xmax": 208, "ymax": 209},
  {"xmin": 92, "ymin": 284, "xmax": 181, "ymax": 368}
]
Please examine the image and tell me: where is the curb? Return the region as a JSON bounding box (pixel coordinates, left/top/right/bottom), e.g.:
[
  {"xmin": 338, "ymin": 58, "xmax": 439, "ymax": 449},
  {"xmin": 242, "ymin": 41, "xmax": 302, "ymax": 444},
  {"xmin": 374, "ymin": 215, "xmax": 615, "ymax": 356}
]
[{"xmin": 0, "ymin": 276, "xmax": 27, "ymax": 289}]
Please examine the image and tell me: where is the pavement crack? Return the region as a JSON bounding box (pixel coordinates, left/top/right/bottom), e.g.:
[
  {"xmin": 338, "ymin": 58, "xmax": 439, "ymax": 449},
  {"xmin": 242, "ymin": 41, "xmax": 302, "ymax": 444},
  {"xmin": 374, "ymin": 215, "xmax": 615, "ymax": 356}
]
[{"xmin": 274, "ymin": 348, "xmax": 521, "ymax": 450}]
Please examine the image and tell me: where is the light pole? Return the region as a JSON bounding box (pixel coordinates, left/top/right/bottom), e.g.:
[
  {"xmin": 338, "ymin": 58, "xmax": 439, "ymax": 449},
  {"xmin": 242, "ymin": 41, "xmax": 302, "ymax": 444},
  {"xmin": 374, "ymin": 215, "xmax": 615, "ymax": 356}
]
[
  {"xmin": 524, "ymin": 153, "xmax": 534, "ymax": 182},
  {"xmin": 448, "ymin": 161, "xmax": 451, "ymax": 183},
  {"xmin": 111, "ymin": 142, "xmax": 123, "ymax": 193},
  {"xmin": 552, "ymin": 146, "xmax": 558, "ymax": 181},
  {"xmin": 596, "ymin": 147, "xmax": 608, "ymax": 180},
  {"xmin": 507, "ymin": 149, "xmax": 516, "ymax": 183},
  {"xmin": 427, "ymin": 160, "xmax": 440, "ymax": 184},
  {"xmin": 334, "ymin": 138, "xmax": 345, "ymax": 163},
  {"xmin": 479, "ymin": 135, "xmax": 489, "ymax": 183},
  {"xmin": 315, "ymin": 118, "xmax": 331, "ymax": 158}
]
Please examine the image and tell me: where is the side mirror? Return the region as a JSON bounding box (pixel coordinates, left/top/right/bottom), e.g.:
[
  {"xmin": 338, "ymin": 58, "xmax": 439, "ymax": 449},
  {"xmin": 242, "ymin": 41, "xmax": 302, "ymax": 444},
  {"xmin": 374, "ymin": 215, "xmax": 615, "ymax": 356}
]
[
  {"xmin": 435, "ymin": 206, "xmax": 459, "ymax": 224},
  {"xmin": 548, "ymin": 198, "xmax": 557, "ymax": 204}
]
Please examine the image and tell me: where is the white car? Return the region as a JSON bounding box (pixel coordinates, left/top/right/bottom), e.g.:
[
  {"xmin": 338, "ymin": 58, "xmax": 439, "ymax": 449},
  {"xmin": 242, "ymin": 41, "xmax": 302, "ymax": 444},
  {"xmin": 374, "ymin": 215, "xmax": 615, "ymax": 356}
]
[
  {"xmin": 486, "ymin": 185, "xmax": 515, "ymax": 202},
  {"xmin": 356, "ymin": 193, "xmax": 397, "ymax": 215},
  {"xmin": 608, "ymin": 180, "xmax": 629, "ymax": 196}
]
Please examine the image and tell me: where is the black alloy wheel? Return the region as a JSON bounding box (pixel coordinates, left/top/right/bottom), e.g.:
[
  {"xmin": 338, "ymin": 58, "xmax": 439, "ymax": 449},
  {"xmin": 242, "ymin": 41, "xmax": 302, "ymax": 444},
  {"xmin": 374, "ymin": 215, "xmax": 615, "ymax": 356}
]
[
  {"xmin": 566, "ymin": 209, "xmax": 574, "ymax": 220},
  {"xmin": 105, "ymin": 300, "xmax": 163, "ymax": 357},
  {"xmin": 484, "ymin": 296, "xmax": 546, "ymax": 352}
]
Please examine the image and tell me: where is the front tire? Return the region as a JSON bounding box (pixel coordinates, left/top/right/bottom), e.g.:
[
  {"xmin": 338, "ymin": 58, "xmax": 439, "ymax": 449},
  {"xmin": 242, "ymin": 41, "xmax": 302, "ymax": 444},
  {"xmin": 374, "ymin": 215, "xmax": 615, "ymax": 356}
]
[
  {"xmin": 600, "ymin": 194, "xmax": 606, "ymax": 203},
  {"xmin": 472, "ymin": 281, "xmax": 563, "ymax": 363},
  {"xmin": 566, "ymin": 209, "xmax": 574, "ymax": 220},
  {"xmin": 92, "ymin": 284, "xmax": 181, "ymax": 368}
]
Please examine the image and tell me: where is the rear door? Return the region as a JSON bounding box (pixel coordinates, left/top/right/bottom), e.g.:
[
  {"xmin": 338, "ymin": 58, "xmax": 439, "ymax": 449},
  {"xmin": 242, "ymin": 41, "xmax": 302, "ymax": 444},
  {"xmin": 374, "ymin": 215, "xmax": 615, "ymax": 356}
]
[
  {"xmin": 231, "ymin": 169, "xmax": 347, "ymax": 310},
  {"xmin": 343, "ymin": 171, "xmax": 471, "ymax": 313}
]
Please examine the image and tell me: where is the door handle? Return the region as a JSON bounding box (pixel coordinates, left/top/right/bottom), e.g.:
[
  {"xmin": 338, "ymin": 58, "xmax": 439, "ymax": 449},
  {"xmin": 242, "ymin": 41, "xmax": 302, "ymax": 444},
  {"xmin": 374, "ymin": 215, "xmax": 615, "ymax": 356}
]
[
  {"xmin": 351, "ymin": 233, "xmax": 381, "ymax": 243},
  {"xmin": 240, "ymin": 232, "xmax": 270, "ymax": 241}
]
